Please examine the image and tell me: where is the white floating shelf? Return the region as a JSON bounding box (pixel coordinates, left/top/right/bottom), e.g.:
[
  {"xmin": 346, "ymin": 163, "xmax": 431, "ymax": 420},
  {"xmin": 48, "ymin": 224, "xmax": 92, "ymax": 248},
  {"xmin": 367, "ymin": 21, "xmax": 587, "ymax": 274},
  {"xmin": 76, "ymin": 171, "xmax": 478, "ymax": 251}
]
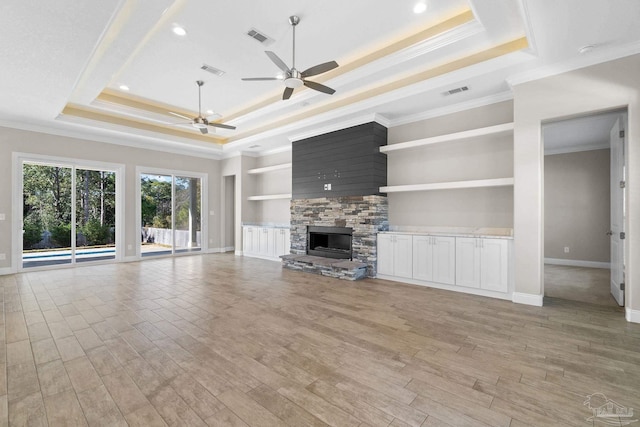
[
  {"xmin": 381, "ymin": 123, "xmax": 514, "ymax": 153},
  {"xmin": 247, "ymin": 163, "xmax": 292, "ymax": 174},
  {"xmin": 247, "ymin": 194, "xmax": 292, "ymax": 201},
  {"xmin": 381, "ymin": 178, "xmax": 514, "ymax": 193}
]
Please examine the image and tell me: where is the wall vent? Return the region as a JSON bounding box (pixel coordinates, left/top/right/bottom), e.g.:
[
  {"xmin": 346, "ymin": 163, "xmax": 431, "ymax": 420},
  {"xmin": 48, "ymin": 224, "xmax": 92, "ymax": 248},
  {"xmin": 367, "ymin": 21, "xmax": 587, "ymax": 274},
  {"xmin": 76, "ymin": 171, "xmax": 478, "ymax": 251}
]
[
  {"xmin": 200, "ymin": 64, "xmax": 225, "ymax": 77},
  {"xmin": 247, "ymin": 28, "xmax": 274, "ymax": 45},
  {"xmin": 442, "ymin": 86, "xmax": 469, "ymax": 96}
]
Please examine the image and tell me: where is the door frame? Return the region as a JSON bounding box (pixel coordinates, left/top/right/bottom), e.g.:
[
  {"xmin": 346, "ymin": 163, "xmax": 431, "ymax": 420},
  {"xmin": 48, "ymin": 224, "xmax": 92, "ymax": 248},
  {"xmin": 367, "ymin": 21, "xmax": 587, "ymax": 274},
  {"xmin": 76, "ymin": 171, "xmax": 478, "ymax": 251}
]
[
  {"xmin": 540, "ymin": 109, "xmax": 628, "ymax": 309},
  {"xmin": 12, "ymin": 152, "xmax": 125, "ymax": 272},
  {"xmin": 135, "ymin": 166, "xmax": 208, "ymax": 259}
]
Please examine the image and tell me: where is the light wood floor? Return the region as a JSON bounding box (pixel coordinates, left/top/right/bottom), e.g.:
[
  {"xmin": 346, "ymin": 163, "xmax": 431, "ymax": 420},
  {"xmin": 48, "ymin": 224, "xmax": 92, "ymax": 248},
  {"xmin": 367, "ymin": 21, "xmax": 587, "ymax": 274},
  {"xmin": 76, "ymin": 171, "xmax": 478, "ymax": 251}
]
[
  {"xmin": 0, "ymin": 254, "xmax": 638, "ymax": 426},
  {"xmin": 544, "ymin": 264, "xmax": 619, "ymax": 307}
]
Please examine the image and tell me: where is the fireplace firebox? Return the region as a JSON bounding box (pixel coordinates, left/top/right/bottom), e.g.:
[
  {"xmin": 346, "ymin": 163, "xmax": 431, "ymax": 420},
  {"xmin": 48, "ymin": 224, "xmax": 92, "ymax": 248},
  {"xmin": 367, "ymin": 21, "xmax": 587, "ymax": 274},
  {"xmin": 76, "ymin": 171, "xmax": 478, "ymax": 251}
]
[{"xmin": 307, "ymin": 226, "xmax": 353, "ymax": 259}]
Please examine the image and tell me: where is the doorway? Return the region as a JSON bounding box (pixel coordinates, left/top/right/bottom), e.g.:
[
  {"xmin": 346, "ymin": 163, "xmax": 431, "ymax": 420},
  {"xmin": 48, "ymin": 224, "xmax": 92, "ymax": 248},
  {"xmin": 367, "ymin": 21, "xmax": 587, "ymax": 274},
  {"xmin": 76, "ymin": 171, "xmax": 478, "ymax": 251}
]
[
  {"xmin": 138, "ymin": 169, "xmax": 205, "ymax": 257},
  {"xmin": 542, "ymin": 109, "xmax": 627, "ymax": 307}
]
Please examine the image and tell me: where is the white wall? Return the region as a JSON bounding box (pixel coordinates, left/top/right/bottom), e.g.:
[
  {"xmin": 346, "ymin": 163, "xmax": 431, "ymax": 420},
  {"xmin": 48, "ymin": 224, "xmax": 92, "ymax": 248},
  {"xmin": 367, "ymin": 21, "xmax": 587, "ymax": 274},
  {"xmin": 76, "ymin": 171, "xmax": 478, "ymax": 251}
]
[
  {"xmin": 544, "ymin": 149, "xmax": 610, "ymax": 263},
  {"xmin": 513, "ymin": 53, "xmax": 639, "ymax": 316},
  {"xmin": 249, "ymin": 150, "xmax": 292, "ymax": 225},
  {"xmin": 0, "ymin": 126, "xmax": 221, "ymax": 270},
  {"xmin": 387, "ymin": 100, "xmax": 514, "ymax": 228}
]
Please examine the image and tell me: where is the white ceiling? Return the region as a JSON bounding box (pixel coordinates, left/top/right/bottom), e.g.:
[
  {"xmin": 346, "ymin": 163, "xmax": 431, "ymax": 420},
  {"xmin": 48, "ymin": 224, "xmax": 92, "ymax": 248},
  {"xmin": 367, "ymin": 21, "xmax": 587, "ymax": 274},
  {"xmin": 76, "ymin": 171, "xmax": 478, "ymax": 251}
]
[{"xmin": 1, "ymin": 0, "xmax": 639, "ymax": 158}]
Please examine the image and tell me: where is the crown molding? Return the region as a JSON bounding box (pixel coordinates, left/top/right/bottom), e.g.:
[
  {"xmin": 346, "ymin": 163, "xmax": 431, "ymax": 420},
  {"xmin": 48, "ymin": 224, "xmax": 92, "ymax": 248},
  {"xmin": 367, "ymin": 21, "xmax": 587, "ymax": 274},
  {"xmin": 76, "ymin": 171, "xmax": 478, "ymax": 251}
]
[
  {"xmin": 507, "ymin": 39, "xmax": 640, "ymax": 87},
  {"xmin": 388, "ymin": 91, "xmax": 513, "ymax": 127},
  {"xmin": 0, "ymin": 116, "xmax": 224, "ymax": 160},
  {"xmin": 513, "ymin": 0, "xmax": 538, "ymax": 56},
  {"xmin": 288, "ymin": 113, "xmax": 391, "ymax": 143}
]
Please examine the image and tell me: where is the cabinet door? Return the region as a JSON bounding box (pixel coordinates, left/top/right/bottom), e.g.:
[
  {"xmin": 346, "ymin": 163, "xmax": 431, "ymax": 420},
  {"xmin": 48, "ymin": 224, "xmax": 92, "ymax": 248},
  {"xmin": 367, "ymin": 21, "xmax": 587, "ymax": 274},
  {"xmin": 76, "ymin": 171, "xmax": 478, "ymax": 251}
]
[
  {"xmin": 432, "ymin": 236, "xmax": 456, "ymax": 285},
  {"xmin": 412, "ymin": 235, "xmax": 433, "ymax": 281},
  {"xmin": 393, "ymin": 234, "xmax": 413, "ymax": 279},
  {"xmin": 243, "ymin": 227, "xmax": 253, "ymax": 254},
  {"xmin": 480, "ymin": 239, "xmax": 509, "ymax": 292},
  {"xmin": 251, "ymin": 227, "xmax": 260, "ymax": 254},
  {"xmin": 259, "ymin": 228, "xmax": 271, "ymax": 255},
  {"xmin": 455, "ymin": 237, "xmax": 481, "ymax": 288},
  {"xmin": 275, "ymin": 228, "xmax": 289, "ymax": 256},
  {"xmin": 377, "ymin": 234, "xmax": 394, "ymax": 276}
]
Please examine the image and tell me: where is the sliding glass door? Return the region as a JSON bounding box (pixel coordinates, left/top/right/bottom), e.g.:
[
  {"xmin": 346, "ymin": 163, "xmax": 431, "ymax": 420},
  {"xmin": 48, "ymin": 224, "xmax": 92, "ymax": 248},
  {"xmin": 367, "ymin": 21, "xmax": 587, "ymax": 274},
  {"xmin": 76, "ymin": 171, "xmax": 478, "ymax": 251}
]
[
  {"xmin": 140, "ymin": 172, "xmax": 202, "ymax": 257},
  {"xmin": 22, "ymin": 161, "xmax": 118, "ymax": 269}
]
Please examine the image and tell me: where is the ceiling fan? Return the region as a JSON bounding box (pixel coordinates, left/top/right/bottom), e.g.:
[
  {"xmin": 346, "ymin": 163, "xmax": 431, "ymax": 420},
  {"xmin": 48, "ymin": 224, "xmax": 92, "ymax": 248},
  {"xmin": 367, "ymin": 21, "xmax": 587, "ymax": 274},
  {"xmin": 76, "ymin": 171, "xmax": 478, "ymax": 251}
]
[
  {"xmin": 169, "ymin": 80, "xmax": 236, "ymax": 134},
  {"xmin": 242, "ymin": 15, "xmax": 339, "ymax": 100}
]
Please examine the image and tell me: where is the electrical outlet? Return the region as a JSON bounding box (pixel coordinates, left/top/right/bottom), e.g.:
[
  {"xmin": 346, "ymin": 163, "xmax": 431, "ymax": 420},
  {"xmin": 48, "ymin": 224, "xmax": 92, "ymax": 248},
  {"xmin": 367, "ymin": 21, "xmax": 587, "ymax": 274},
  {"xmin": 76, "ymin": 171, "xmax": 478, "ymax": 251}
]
[
  {"xmin": 324, "ymin": 183, "xmax": 332, "ymax": 190},
  {"xmin": 0, "ymin": 253, "xmax": 5, "ymax": 260},
  {"xmin": 209, "ymin": 238, "xmax": 213, "ymax": 244},
  {"xmin": 0, "ymin": 213, "xmax": 5, "ymax": 220},
  {"xmin": 210, "ymin": 210, "xmax": 215, "ymax": 216},
  {"xmin": 564, "ymin": 246, "xmax": 570, "ymax": 253},
  {"xmin": 127, "ymin": 244, "xmax": 132, "ymax": 250}
]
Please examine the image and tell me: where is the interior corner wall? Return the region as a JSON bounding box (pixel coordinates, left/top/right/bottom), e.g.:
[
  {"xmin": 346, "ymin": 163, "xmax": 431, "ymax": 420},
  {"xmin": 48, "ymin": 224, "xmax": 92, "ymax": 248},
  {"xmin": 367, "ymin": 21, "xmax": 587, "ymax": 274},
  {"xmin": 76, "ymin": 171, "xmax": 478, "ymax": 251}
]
[
  {"xmin": 386, "ymin": 100, "xmax": 514, "ymax": 228},
  {"xmin": 0, "ymin": 125, "xmax": 222, "ymax": 270},
  {"xmin": 513, "ymin": 53, "xmax": 640, "ymax": 313},
  {"xmin": 544, "ymin": 149, "xmax": 611, "ymax": 263}
]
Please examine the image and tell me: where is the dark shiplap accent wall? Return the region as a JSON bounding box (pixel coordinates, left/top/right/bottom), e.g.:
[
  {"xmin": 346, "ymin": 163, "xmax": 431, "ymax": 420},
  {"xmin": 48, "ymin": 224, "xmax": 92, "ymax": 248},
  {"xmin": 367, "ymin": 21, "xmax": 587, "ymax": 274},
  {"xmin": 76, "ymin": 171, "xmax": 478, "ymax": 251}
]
[{"xmin": 292, "ymin": 122, "xmax": 387, "ymax": 199}]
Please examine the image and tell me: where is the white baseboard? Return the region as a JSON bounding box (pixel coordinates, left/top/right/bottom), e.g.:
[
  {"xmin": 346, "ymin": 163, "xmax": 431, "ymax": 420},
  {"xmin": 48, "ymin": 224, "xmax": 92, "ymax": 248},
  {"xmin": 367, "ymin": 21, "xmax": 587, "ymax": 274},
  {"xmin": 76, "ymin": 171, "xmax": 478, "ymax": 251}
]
[
  {"xmin": 375, "ymin": 274, "xmax": 512, "ymax": 301},
  {"xmin": 121, "ymin": 256, "xmax": 139, "ymax": 263},
  {"xmin": 544, "ymin": 258, "xmax": 610, "ymax": 269},
  {"xmin": 626, "ymin": 307, "xmax": 640, "ymax": 323},
  {"xmin": 222, "ymin": 246, "xmax": 235, "ymax": 252},
  {"xmin": 235, "ymin": 250, "xmax": 243, "ymax": 256},
  {"xmin": 242, "ymin": 253, "xmax": 282, "ymax": 263},
  {"xmin": 0, "ymin": 267, "xmax": 16, "ymax": 275},
  {"xmin": 512, "ymin": 292, "xmax": 544, "ymax": 307},
  {"xmin": 206, "ymin": 247, "xmax": 224, "ymax": 254}
]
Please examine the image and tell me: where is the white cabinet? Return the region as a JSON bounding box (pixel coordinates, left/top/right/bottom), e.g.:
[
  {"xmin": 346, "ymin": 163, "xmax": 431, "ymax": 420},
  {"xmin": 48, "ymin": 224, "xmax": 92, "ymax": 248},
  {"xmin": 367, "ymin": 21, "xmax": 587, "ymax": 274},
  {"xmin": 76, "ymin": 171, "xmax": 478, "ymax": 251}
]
[
  {"xmin": 455, "ymin": 237, "xmax": 508, "ymax": 292},
  {"xmin": 242, "ymin": 226, "xmax": 290, "ymax": 260},
  {"xmin": 413, "ymin": 236, "xmax": 455, "ymax": 285},
  {"xmin": 377, "ymin": 234, "xmax": 412, "ymax": 279}
]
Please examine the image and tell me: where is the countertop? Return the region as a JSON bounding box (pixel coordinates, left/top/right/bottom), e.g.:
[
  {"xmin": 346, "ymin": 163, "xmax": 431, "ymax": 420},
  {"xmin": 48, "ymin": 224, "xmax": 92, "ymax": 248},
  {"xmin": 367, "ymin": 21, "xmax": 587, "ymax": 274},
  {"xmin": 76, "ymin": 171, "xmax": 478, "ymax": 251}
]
[{"xmin": 380, "ymin": 226, "xmax": 513, "ymax": 239}]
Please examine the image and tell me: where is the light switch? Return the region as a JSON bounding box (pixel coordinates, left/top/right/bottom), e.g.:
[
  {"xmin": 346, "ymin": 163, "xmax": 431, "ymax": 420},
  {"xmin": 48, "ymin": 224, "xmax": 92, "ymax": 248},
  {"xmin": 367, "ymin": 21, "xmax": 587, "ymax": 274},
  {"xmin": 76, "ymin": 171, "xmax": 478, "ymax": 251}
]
[{"xmin": 210, "ymin": 210, "xmax": 215, "ymax": 215}]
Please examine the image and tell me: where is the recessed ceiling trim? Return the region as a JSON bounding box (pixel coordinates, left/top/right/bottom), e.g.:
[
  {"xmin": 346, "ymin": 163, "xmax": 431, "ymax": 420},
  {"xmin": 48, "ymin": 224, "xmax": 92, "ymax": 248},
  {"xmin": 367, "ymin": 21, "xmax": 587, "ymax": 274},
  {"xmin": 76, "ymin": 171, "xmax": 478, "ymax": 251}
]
[
  {"xmin": 223, "ymin": 9, "xmax": 476, "ymax": 123},
  {"xmin": 228, "ymin": 37, "xmax": 528, "ymax": 143},
  {"xmin": 62, "ymin": 104, "xmax": 227, "ymax": 144}
]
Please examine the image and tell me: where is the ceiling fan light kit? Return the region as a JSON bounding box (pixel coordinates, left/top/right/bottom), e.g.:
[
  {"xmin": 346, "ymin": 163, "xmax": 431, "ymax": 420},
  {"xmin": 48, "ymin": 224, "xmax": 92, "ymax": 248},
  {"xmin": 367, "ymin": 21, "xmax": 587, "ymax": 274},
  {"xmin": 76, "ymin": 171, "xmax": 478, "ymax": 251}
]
[{"xmin": 242, "ymin": 15, "xmax": 339, "ymax": 100}]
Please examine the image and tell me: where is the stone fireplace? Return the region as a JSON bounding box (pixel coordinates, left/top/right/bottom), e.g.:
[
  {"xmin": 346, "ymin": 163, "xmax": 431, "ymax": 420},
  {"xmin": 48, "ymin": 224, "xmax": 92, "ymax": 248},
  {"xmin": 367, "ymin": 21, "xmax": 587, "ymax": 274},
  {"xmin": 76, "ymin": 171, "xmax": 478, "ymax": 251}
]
[
  {"xmin": 286, "ymin": 195, "xmax": 388, "ymax": 277},
  {"xmin": 281, "ymin": 121, "xmax": 388, "ymax": 279}
]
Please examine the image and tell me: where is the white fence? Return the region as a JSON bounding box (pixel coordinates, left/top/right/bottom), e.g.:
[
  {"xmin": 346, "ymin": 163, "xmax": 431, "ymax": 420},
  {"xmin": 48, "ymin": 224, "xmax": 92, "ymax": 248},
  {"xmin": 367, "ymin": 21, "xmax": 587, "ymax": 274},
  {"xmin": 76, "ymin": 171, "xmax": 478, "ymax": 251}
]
[{"xmin": 142, "ymin": 227, "xmax": 201, "ymax": 248}]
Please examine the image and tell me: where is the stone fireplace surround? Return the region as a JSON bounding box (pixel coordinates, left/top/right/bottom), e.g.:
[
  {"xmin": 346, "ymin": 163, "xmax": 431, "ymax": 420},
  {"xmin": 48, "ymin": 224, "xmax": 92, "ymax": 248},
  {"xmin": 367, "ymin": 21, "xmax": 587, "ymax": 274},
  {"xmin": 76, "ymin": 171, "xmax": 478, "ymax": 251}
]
[{"xmin": 284, "ymin": 195, "xmax": 388, "ymax": 278}]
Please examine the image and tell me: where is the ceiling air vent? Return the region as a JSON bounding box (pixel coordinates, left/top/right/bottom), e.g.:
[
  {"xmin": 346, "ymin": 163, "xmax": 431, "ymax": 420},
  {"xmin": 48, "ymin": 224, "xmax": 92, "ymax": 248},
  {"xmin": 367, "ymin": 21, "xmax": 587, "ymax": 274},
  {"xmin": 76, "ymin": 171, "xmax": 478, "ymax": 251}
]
[
  {"xmin": 201, "ymin": 64, "xmax": 225, "ymax": 77},
  {"xmin": 247, "ymin": 28, "xmax": 274, "ymax": 45},
  {"xmin": 442, "ymin": 86, "xmax": 469, "ymax": 96}
]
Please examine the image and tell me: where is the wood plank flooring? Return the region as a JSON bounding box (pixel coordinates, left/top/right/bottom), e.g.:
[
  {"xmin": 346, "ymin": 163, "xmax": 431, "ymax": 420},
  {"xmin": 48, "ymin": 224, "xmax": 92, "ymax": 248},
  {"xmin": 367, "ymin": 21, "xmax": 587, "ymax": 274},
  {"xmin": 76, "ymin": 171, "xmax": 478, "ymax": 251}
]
[
  {"xmin": 544, "ymin": 264, "xmax": 618, "ymax": 307},
  {"xmin": 0, "ymin": 254, "xmax": 638, "ymax": 426}
]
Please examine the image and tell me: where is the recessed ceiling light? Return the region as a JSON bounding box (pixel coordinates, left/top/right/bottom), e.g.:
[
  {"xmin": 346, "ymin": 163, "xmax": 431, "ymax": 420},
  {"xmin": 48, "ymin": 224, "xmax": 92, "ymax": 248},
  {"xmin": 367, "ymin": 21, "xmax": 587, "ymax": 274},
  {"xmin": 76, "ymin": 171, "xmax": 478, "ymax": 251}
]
[
  {"xmin": 119, "ymin": 85, "xmax": 129, "ymax": 91},
  {"xmin": 413, "ymin": 1, "xmax": 427, "ymax": 14},
  {"xmin": 172, "ymin": 26, "xmax": 187, "ymax": 36}
]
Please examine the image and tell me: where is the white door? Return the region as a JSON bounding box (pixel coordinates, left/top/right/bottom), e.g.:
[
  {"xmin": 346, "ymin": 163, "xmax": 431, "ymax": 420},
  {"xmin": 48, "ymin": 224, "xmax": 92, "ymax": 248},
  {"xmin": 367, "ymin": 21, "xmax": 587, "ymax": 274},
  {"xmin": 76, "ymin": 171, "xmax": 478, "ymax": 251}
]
[
  {"xmin": 413, "ymin": 235, "xmax": 433, "ymax": 281},
  {"xmin": 456, "ymin": 237, "xmax": 480, "ymax": 288},
  {"xmin": 243, "ymin": 227, "xmax": 253, "ymax": 254},
  {"xmin": 275, "ymin": 228, "xmax": 289, "ymax": 256},
  {"xmin": 394, "ymin": 234, "xmax": 413, "ymax": 279},
  {"xmin": 432, "ymin": 236, "xmax": 456, "ymax": 285},
  {"xmin": 377, "ymin": 234, "xmax": 394, "ymax": 276},
  {"xmin": 610, "ymin": 118, "xmax": 625, "ymax": 306},
  {"xmin": 259, "ymin": 228, "xmax": 271, "ymax": 255},
  {"xmin": 480, "ymin": 239, "xmax": 509, "ymax": 293},
  {"xmin": 251, "ymin": 227, "xmax": 260, "ymax": 255}
]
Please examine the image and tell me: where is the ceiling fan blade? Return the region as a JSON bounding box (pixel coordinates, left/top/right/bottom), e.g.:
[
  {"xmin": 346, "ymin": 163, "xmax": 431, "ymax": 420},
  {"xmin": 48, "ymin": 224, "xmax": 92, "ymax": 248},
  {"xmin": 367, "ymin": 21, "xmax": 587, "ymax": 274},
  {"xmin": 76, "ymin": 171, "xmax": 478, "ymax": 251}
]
[
  {"xmin": 208, "ymin": 122, "xmax": 236, "ymax": 130},
  {"xmin": 301, "ymin": 61, "xmax": 339, "ymax": 78},
  {"xmin": 169, "ymin": 111, "xmax": 193, "ymax": 120},
  {"xmin": 283, "ymin": 87, "xmax": 294, "ymax": 100},
  {"xmin": 199, "ymin": 127, "xmax": 208, "ymax": 135},
  {"xmin": 303, "ymin": 80, "xmax": 336, "ymax": 95},
  {"xmin": 265, "ymin": 51, "xmax": 290, "ymax": 74},
  {"xmin": 241, "ymin": 77, "xmax": 281, "ymax": 81}
]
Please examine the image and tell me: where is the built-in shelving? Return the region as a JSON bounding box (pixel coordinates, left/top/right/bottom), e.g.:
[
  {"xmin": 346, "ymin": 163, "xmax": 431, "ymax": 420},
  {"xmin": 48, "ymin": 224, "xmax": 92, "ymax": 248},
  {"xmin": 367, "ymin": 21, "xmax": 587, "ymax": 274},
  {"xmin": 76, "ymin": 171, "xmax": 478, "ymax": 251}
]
[
  {"xmin": 380, "ymin": 178, "xmax": 514, "ymax": 193},
  {"xmin": 247, "ymin": 163, "xmax": 292, "ymax": 174},
  {"xmin": 247, "ymin": 193, "xmax": 292, "ymax": 201},
  {"xmin": 380, "ymin": 122, "xmax": 514, "ymax": 153}
]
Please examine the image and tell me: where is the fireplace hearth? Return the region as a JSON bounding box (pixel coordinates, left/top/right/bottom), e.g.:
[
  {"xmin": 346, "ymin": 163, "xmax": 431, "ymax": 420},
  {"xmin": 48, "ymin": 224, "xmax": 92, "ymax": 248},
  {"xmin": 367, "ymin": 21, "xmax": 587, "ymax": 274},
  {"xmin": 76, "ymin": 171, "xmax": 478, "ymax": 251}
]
[{"xmin": 307, "ymin": 226, "xmax": 352, "ymax": 259}]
